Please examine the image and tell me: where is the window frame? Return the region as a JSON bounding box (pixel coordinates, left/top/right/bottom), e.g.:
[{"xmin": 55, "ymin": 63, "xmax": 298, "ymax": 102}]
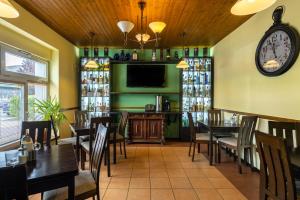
[
  {"xmin": 0, "ymin": 43, "xmax": 50, "ymax": 148},
  {"xmin": 0, "ymin": 44, "xmax": 49, "ymax": 83}
]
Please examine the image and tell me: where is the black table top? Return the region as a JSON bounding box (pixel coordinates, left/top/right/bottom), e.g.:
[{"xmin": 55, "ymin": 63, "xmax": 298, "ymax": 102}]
[{"xmin": 0, "ymin": 144, "xmax": 78, "ymax": 182}]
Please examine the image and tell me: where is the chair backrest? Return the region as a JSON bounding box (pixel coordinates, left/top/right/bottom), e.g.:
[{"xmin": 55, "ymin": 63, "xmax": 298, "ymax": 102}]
[
  {"xmin": 187, "ymin": 112, "xmax": 196, "ymax": 142},
  {"xmin": 208, "ymin": 109, "xmax": 222, "ymax": 122},
  {"xmin": 21, "ymin": 120, "xmax": 51, "ymax": 148},
  {"xmin": 90, "ymin": 124, "xmax": 108, "ymax": 188},
  {"xmin": 268, "ymin": 121, "xmax": 300, "ymax": 151},
  {"xmin": 255, "ymin": 131, "xmax": 297, "ymax": 200},
  {"xmin": 0, "ymin": 164, "xmax": 28, "ymax": 200},
  {"xmin": 75, "ymin": 111, "xmax": 88, "ymax": 125},
  {"xmin": 89, "ymin": 117, "xmax": 112, "ymax": 155},
  {"xmin": 118, "ymin": 112, "xmax": 129, "ymax": 136},
  {"xmin": 237, "ymin": 115, "xmax": 258, "ymax": 146}
]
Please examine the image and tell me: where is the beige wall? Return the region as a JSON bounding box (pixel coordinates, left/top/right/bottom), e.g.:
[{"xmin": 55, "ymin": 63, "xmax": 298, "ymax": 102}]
[
  {"xmin": 213, "ymin": 0, "xmax": 300, "ymax": 121},
  {"xmin": 0, "ymin": 1, "xmax": 79, "ymax": 137}
]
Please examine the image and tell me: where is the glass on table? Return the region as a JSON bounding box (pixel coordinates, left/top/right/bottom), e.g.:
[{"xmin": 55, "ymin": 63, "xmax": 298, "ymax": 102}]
[{"xmin": 5, "ymin": 150, "xmax": 19, "ymax": 166}]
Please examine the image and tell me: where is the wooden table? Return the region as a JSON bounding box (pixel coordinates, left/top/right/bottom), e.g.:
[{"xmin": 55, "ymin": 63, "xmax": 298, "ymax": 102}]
[
  {"xmin": 70, "ymin": 123, "xmax": 115, "ymax": 177},
  {"xmin": 198, "ymin": 121, "xmax": 240, "ymax": 165},
  {"xmin": 0, "ymin": 144, "xmax": 78, "ymax": 199}
]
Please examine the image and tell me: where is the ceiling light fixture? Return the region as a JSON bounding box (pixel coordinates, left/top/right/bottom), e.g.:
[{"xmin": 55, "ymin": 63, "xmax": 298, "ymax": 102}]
[
  {"xmin": 176, "ymin": 32, "xmax": 189, "ymax": 69},
  {"xmin": 117, "ymin": 0, "xmax": 166, "ymax": 49},
  {"xmin": 0, "ymin": 0, "xmax": 19, "ymax": 18},
  {"xmin": 231, "ymin": 0, "xmax": 277, "ymax": 15},
  {"xmin": 84, "ymin": 32, "xmax": 99, "ymax": 69}
]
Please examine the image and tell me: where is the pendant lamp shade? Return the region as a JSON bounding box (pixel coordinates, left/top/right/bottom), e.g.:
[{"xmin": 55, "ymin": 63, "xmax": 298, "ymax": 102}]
[
  {"xmin": 85, "ymin": 60, "xmax": 99, "ymax": 69},
  {"xmin": 176, "ymin": 60, "xmax": 189, "ymax": 69},
  {"xmin": 149, "ymin": 22, "xmax": 166, "ymax": 33},
  {"xmin": 117, "ymin": 21, "xmax": 135, "ymax": 33},
  {"xmin": 231, "ymin": 0, "xmax": 276, "ymax": 15},
  {"xmin": 135, "ymin": 33, "xmax": 150, "ymax": 42},
  {"xmin": 0, "ymin": 0, "xmax": 19, "ymax": 18}
]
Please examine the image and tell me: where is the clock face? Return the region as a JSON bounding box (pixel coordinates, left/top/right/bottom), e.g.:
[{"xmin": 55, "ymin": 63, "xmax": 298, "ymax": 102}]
[{"xmin": 259, "ymin": 30, "xmax": 292, "ymax": 72}]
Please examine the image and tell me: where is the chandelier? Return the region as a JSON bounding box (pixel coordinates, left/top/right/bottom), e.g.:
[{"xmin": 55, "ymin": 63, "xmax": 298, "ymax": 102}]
[{"xmin": 117, "ymin": 0, "xmax": 166, "ymax": 49}]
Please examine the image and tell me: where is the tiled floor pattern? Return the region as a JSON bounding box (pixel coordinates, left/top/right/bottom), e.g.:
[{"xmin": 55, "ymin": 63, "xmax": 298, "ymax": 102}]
[{"xmin": 30, "ymin": 145, "xmax": 251, "ymax": 200}]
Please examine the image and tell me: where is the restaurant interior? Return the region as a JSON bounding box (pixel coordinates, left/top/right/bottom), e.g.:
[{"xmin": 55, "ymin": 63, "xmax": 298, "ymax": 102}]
[{"xmin": 0, "ymin": 0, "xmax": 299, "ymax": 199}]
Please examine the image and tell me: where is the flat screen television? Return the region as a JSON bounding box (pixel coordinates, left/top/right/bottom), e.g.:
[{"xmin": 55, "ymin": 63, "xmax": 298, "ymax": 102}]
[{"xmin": 127, "ymin": 64, "xmax": 166, "ymax": 87}]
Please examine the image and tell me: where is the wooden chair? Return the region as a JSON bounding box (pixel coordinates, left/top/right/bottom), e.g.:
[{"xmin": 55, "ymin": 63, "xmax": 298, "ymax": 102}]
[
  {"xmin": 0, "ymin": 164, "xmax": 28, "ymax": 200},
  {"xmin": 187, "ymin": 112, "xmax": 217, "ymax": 162},
  {"xmin": 110, "ymin": 112, "xmax": 128, "ymax": 159},
  {"xmin": 268, "ymin": 121, "xmax": 300, "ymax": 152},
  {"xmin": 218, "ymin": 115, "xmax": 258, "ymax": 173},
  {"xmin": 44, "ymin": 123, "xmax": 108, "ymax": 200},
  {"xmin": 208, "ymin": 109, "xmax": 234, "ymax": 139},
  {"xmin": 21, "ymin": 120, "xmax": 52, "ymax": 148},
  {"xmin": 80, "ymin": 117, "xmax": 112, "ymax": 170},
  {"xmin": 56, "ymin": 111, "xmax": 89, "ymax": 146},
  {"xmin": 255, "ymin": 131, "xmax": 300, "ymax": 200}
]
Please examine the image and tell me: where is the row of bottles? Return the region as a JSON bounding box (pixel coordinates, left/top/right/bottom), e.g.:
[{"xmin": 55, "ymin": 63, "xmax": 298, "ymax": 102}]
[
  {"xmin": 182, "ymin": 97, "xmax": 211, "ymax": 112},
  {"xmin": 182, "ymin": 85, "xmax": 211, "ymax": 97},
  {"xmin": 81, "ymin": 71, "xmax": 109, "ymax": 84},
  {"xmin": 182, "ymin": 72, "xmax": 211, "ymax": 85},
  {"xmin": 182, "ymin": 58, "xmax": 212, "ymax": 71},
  {"xmin": 81, "ymin": 85, "xmax": 109, "ymax": 97},
  {"xmin": 81, "ymin": 97, "xmax": 110, "ymax": 112}
]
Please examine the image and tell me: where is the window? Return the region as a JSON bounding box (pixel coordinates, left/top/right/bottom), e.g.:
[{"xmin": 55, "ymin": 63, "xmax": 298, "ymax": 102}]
[
  {"xmin": 0, "ymin": 44, "xmax": 49, "ymax": 146},
  {"xmin": 0, "ymin": 82, "xmax": 24, "ymax": 146},
  {"xmin": 28, "ymin": 83, "xmax": 47, "ymax": 120}
]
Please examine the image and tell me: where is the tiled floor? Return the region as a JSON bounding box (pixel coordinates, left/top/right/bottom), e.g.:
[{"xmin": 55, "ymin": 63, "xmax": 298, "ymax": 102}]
[{"xmin": 30, "ymin": 143, "xmax": 259, "ymax": 200}]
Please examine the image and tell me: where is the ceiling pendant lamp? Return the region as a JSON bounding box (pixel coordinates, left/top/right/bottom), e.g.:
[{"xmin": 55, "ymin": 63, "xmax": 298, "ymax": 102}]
[
  {"xmin": 176, "ymin": 60, "xmax": 189, "ymax": 69},
  {"xmin": 0, "ymin": 0, "xmax": 19, "ymax": 18},
  {"xmin": 231, "ymin": 0, "xmax": 277, "ymax": 15},
  {"xmin": 117, "ymin": 21, "xmax": 135, "ymax": 46},
  {"xmin": 176, "ymin": 32, "xmax": 189, "ymax": 69},
  {"xmin": 84, "ymin": 32, "xmax": 99, "ymax": 69}
]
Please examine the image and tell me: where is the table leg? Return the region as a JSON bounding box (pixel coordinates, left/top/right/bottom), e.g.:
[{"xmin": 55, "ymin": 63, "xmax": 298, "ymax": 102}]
[
  {"xmin": 68, "ymin": 176, "xmax": 75, "ymax": 200},
  {"xmin": 113, "ymin": 131, "xmax": 117, "ymax": 164},
  {"xmin": 209, "ymin": 129, "xmax": 213, "ymax": 165},
  {"xmin": 106, "ymin": 139, "xmax": 111, "ymax": 177}
]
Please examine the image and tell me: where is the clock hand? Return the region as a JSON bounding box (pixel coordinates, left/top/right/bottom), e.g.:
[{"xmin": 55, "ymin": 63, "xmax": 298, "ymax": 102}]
[{"xmin": 272, "ymin": 43, "xmax": 277, "ymax": 58}]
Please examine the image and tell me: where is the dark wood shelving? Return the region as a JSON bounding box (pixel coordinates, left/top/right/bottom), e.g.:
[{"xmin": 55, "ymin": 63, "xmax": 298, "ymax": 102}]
[
  {"xmin": 110, "ymin": 60, "xmax": 179, "ymax": 64},
  {"xmin": 110, "ymin": 91, "xmax": 180, "ymax": 95}
]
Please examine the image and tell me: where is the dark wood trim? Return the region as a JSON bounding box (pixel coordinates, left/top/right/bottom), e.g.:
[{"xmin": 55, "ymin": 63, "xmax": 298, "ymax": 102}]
[
  {"xmin": 110, "ymin": 91, "xmax": 180, "ymax": 95},
  {"xmin": 111, "ymin": 60, "xmax": 179, "ymax": 64},
  {"xmin": 60, "ymin": 107, "xmax": 79, "ymax": 112},
  {"xmin": 218, "ymin": 108, "xmax": 300, "ymax": 123}
]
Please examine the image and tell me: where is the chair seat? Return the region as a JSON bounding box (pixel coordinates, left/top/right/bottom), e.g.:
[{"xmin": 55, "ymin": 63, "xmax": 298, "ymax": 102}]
[
  {"xmin": 43, "ymin": 170, "xmax": 96, "ymax": 200},
  {"xmin": 296, "ymin": 180, "xmax": 300, "ymax": 193},
  {"xmin": 218, "ymin": 137, "xmax": 237, "ymax": 147},
  {"xmin": 195, "ymin": 133, "xmax": 216, "ymax": 141},
  {"xmin": 81, "ymin": 141, "xmax": 94, "ymax": 153}
]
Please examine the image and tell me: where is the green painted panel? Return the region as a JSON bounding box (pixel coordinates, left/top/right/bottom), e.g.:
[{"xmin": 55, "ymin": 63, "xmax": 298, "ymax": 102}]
[{"xmin": 79, "ymin": 47, "xmax": 210, "ymax": 138}]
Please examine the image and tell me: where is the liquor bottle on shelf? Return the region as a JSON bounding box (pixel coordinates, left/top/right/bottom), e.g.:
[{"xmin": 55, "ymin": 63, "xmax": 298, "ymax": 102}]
[
  {"xmin": 152, "ymin": 49, "xmax": 156, "ymax": 61},
  {"xmin": 82, "ymin": 86, "xmax": 87, "ymax": 96},
  {"xmin": 195, "ymin": 86, "xmax": 200, "ymax": 97},
  {"xmin": 82, "ymin": 75, "xmax": 87, "ymax": 84},
  {"xmin": 99, "ymin": 74, "xmax": 103, "ymax": 84},
  {"xmin": 104, "ymin": 73, "xmax": 109, "ymax": 84},
  {"xmin": 132, "ymin": 49, "xmax": 138, "ymax": 60}
]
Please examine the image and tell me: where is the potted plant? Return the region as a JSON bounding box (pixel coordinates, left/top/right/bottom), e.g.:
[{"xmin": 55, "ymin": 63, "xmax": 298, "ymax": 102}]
[{"xmin": 33, "ymin": 97, "xmax": 66, "ymax": 140}]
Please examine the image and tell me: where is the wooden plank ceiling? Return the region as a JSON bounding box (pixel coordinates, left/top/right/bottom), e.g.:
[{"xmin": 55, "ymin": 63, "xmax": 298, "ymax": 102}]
[{"xmin": 15, "ymin": 0, "xmax": 251, "ymax": 48}]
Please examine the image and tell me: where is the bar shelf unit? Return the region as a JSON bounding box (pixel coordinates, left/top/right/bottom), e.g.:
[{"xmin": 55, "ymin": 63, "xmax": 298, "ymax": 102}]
[
  {"xmin": 79, "ymin": 57, "xmax": 111, "ymax": 118},
  {"xmin": 180, "ymin": 57, "xmax": 214, "ymax": 128}
]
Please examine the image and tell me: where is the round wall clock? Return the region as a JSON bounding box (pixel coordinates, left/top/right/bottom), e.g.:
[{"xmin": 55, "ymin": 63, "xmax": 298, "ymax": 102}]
[{"xmin": 255, "ymin": 6, "xmax": 300, "ymax": 76}]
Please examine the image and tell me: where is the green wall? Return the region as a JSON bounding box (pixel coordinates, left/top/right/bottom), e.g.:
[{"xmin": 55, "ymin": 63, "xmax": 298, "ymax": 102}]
[{"xmin": 79, "ymin": 47, "xmax": 208, "ymax": 138}]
